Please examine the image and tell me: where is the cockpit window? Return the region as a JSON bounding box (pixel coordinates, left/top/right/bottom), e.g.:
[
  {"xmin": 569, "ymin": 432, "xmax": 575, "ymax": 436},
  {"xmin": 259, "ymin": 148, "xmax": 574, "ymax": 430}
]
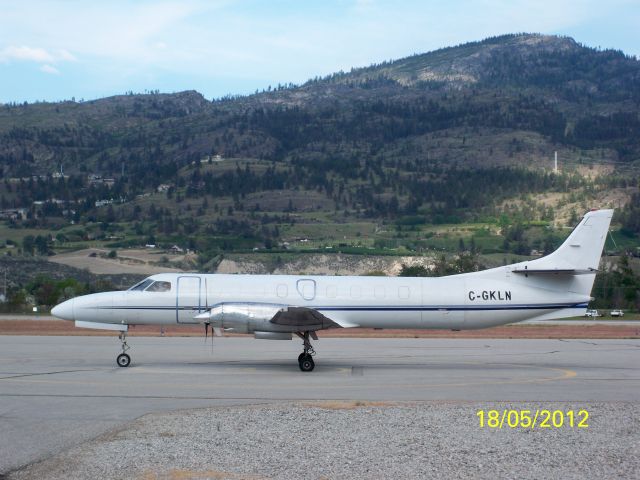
[
  {"xmin": 129, "ymin": 279, "xmax": 153, "ymax": 291},
  {"xmin": 145, "ymin": 281, "xmax": 172, "ymax": 292}
]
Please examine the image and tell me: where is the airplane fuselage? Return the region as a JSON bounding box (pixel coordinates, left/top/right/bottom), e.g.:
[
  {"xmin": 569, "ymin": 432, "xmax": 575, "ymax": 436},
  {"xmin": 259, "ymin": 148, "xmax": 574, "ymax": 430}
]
[{"xmin": 59, "ymin": 270, "xmax": 591, "ymax": 332}]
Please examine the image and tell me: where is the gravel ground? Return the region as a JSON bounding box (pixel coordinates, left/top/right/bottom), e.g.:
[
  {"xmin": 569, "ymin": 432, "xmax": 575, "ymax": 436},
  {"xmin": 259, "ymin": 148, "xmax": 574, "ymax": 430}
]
[{"xmin": 8, "ymin": 402, "xmax": 639, "ymax": 480}]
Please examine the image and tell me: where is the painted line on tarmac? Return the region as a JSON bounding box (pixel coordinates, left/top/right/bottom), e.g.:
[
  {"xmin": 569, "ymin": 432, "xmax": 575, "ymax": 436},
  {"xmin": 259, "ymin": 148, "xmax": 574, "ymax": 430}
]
[
  {"xmin": 0, "ymin": 369, "xmax": 95, "ymax": 380},
  {"xmin": 0, "ymin": 362, "xmax": 578, "ymax": 391}
]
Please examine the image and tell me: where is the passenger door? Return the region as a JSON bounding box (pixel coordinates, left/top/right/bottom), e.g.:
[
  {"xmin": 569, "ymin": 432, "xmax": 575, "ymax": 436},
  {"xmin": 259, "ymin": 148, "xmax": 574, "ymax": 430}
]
[{"xmin": 176, "ymin": 275, "xmax": 203, "ymax": 324}]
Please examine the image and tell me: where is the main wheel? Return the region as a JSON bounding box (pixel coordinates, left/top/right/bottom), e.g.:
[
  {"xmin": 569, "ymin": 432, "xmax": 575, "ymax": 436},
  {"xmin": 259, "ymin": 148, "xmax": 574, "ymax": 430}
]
[
  {"xmin": 117, "ymin": 353, "xmax": 131, "ymax": 367},
  {"xmin": 299, "ymin": 355, "xmax": 315, "ymax": 372},
  {"xmin": 298, "ymin": 353, "xmax": 306, "ymax": 363}
]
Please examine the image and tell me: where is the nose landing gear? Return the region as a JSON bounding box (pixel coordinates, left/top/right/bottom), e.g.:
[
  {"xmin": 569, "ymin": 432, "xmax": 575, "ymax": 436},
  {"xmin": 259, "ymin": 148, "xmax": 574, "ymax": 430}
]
[
  {"xmin": 116, "ymin": 331, "xmax": 131, "ymax": 367},
  {"xmin": 296, "ymin": 331, "xmax": 317, "ymax": 372}
]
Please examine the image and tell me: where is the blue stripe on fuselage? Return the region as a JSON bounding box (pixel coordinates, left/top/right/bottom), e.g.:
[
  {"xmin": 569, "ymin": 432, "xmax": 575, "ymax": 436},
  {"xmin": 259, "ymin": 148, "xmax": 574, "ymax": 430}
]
[{"xmin": 98, "ymin": 302, "xmax": 588, "ymax": 312}]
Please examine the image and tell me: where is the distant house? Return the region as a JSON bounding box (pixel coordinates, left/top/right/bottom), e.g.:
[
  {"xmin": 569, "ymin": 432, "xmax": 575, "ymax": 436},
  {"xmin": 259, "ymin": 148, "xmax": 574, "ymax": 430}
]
[
  {"xmin": 88, "ymin": 174, "xmax": 102, "ymax": 185},
  {"xmin": 170, "ymin": 245, "xmax": 184, "ymax": 253},
  {"xmin": 145, "ymin": 244, "xmax": 157, "ymax": 249},
  {"xmin": 89, "ymin": 175, "xmax": 115, "ymax": 188},
  {"xmin": 200, "ymin": 154, "xmax": 224, "ymax": 163},
  {"xmin": 34, "ymin": 199, "xmax": 65, "ymax": 205},
  {"xmin": 0, "ymin": 208, "xmax": 27, "ymax": 220}
]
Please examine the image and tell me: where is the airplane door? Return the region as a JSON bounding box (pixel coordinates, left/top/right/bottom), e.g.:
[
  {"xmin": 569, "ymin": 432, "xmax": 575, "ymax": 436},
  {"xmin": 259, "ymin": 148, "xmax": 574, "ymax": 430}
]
[
  {"xmin": 296, "ymin": 279, "xmax": 316, "ymax": 301},
  {"xmin": 176, "ymin": 276, "xmax": 203, "ymax": 324}
]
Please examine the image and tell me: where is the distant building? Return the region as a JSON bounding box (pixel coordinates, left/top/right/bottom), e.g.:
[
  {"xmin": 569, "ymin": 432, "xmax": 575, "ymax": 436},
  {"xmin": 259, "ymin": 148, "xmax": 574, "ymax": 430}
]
[
  {"xmin": 200, "ymin": 154, "xmax": 224, "ymax": 163},
  {"xmin": 89, "ymin": 175, "xmax": 115, "ymax": 187},
  {"xmin": 0, "ymin": 208, "xmax": 27, "ymax": 220}
]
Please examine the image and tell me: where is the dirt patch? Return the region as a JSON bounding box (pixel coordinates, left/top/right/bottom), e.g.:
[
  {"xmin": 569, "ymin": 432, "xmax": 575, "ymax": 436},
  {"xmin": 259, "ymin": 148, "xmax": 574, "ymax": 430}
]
[
  {"xmin": 217, "ymin": 254, "xmax": 434, "ymax": 276},
  {"xmin": 49, "ymin": 248, "xmax": 184, "ymax": 275},
  {"xmin": 0, "ymin": 320, "xmax": 637, "ymax": 339},
  {"xmin": 575, "ymin": 164, "xmax": 615, "ymax": 179}
]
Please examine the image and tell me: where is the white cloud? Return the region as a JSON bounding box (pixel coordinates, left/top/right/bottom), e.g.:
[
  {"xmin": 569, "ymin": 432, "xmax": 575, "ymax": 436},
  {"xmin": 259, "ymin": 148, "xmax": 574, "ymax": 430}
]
[
  {"xmin": 57, "ymin": 49, "xmax": 77, "ymax": 62},
  {"xmin": 0, "ymin": 45, "xmax": 55, "ymax": 63},
  {"xmin": 0, "ymin": 45, "xmax": 76, "ymax": 69},
  {"xmin": 40, "ymin": 64, "xmax": 60, "ymax": 75}
]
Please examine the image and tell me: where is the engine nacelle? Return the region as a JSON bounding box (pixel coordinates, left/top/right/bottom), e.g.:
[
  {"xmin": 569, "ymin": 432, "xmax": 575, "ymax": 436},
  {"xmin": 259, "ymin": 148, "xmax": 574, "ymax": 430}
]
[{"xmin": 205, "ymin": 303, "xmax": 290, "ymax": 334}]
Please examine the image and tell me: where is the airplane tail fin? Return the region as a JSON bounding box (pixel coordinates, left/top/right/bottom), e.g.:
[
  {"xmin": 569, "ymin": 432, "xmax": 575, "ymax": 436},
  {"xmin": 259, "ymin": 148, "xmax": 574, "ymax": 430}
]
[
  {"xmin": 528, "ymin": 209, "xmax": 612, "ymax": 270},
  {"xmin": 509, "ymin": 209, "xmax": 613, "ymax": 297}
]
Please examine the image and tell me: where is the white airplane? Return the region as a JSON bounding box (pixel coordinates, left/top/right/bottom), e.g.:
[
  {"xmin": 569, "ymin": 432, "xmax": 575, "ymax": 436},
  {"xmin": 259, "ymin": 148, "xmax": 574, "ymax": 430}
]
[{"xmin": 51, "ymin": 209, "xmax": 612, "ymax": 372}]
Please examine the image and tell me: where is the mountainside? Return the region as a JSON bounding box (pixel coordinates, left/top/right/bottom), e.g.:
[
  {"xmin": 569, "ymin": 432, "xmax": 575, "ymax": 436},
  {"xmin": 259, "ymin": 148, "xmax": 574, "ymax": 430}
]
[
  {"xmin": 2, "ymin": 34, "xmax": 640, "ymax": 172},
  {"xmin": 0, "ymin": 33, "xmax": 639, "ymax": 267}
]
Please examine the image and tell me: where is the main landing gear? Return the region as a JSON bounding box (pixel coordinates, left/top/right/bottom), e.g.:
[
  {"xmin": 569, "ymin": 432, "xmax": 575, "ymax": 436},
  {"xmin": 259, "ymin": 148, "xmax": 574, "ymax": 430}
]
[
  {"xmin": 116, "ymin": 331, "xmax": 131, "ymax": 367},
  {"xmin": 295, "ymin": 331, "xmax": 317, "ymax": 372}
]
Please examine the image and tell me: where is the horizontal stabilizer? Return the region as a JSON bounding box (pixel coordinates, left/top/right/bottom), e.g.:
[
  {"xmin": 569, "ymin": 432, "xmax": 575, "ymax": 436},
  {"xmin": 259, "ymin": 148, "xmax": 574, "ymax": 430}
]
[{"xmin": 512, "ymin": 268, "xmax": 598, "ymax": 275}]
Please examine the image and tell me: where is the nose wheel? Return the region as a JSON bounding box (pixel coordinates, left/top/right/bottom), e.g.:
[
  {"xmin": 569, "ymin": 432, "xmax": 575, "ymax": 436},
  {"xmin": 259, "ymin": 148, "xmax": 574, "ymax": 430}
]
[
  {"xmin": 117, "ymin": 353, "xmax": 131, "ymax": 367},
  {"xmin": 296, "ymin": 331, "xmax": 316, "ymax": 372},
  {"xmin": 117, "ymin": 331, "xmax": 131, "ymax": 367}
]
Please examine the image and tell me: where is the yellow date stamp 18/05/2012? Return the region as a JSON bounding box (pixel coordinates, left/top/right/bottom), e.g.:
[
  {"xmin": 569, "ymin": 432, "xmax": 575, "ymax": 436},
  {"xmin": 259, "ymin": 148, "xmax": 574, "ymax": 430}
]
[{"xmin": 477, "ymin": 409, "xmax": 589, "ymax": 429}]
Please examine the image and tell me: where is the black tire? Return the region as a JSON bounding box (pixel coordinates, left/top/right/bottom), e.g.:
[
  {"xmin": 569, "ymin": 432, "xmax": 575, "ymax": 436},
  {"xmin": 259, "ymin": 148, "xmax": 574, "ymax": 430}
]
[
  {"xmin": 299, "ymin": 355, "xmax": 315, "ymax": 372},
  {"xmin": 117, "ymin": 353, "xmax": 131, "ymax": 367},
  {"xmin": 298, "ymin": 353, "xmax": 306, "ymax": 363}
]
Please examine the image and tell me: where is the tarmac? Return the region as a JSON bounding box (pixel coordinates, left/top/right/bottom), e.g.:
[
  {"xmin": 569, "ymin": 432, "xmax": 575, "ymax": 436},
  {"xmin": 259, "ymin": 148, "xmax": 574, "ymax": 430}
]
[{"xmin": 1, "ymin": 335, "xmax": 639, "ymax": 475}]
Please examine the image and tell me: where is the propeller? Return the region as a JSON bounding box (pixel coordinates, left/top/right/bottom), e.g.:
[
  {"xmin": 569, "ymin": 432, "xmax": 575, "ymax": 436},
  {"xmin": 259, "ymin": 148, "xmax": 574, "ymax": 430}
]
[
  {"xmin": 197, "ymin": 310, "xmax": 223, "ymax": 354},
  {"xmin": 204, "ymin": 321, "xmax": 214, "ymax": 353}
]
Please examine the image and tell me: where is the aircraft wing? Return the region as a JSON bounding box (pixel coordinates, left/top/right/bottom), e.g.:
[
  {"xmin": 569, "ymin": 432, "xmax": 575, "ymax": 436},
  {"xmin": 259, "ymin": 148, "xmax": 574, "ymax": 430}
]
[
  {"xmin": 195, "ymin": 303, "xmax": 349, "ymax": 331},
  {"xmin": 270, "ymin": 307, "xmax": 343, "ymax": 330}
]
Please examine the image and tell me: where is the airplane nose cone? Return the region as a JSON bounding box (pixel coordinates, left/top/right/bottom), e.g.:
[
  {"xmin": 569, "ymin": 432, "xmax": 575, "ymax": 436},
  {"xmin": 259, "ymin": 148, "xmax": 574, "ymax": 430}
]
[{"xmin": 51, "ymin": 298, "xmax": 75, "ymax": 321}]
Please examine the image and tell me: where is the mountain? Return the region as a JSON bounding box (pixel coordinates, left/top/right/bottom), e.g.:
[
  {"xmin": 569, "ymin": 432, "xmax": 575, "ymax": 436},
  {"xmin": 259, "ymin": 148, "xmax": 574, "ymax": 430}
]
[{"xmin": 0, "ymin": 33, "xmax": 639, "ymax": 262}]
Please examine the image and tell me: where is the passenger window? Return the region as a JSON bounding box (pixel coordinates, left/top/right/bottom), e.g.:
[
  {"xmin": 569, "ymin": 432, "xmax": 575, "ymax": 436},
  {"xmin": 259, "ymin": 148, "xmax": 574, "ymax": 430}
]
[
  {"xmin": 145, "ymin": 281, "xmax": 172, "ymax": 292},
  {"xmin": 129, "ymin": 279, "xmax": 153, "ymax": 291},
  {"xmin": 277, "ymin": 284, "xmax": 288, "ymax": 298},
  {"xmin": 398, "ymin": 286, "xmax": 410, "ymax": 299}
]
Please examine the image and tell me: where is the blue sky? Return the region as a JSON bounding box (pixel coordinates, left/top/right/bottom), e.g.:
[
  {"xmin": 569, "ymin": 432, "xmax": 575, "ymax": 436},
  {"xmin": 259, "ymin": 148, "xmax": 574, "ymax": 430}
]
[{"xmin": 1, "ymin": 0, "xmax": 638, "ymax": 103}]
